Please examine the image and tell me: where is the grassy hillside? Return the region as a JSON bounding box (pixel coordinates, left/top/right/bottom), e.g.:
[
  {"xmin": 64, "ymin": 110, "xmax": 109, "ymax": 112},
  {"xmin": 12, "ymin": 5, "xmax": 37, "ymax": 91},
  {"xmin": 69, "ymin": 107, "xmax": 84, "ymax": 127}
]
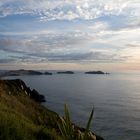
[{"xmin": 0, "ymin": 79, "xmax": 104, "ymax": 140}]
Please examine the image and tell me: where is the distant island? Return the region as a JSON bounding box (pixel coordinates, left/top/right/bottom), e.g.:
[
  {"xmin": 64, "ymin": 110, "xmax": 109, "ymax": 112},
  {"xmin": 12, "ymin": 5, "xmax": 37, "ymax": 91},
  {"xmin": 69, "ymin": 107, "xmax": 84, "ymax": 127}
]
[
  {"xmin": 0, "ymin": 70, "xmax": 54, "ymax": 77},
  {"xmin": 85, "ymin": 71, "xmax": 109, "ymax": 74},
  {"xmin": 0, "ymin": 70, "xmax": 110, "ymax": 77},
  {"xmin": 44, "ymin": 71, "xmax": 53, "ymax": 75},
  {"xmin": 57, "ymin": 71, "xmax": 74, "ymax": 74},
  {"xmin": 3, "ymin": 69, "xmax": 43, "ymax": 76}
]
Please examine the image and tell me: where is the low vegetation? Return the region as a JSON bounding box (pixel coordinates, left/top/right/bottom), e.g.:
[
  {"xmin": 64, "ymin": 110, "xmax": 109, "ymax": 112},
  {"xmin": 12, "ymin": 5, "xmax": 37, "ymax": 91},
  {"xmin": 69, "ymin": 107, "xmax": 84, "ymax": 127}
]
[
  {"xmin": 0, "ymin": 79, "xmax": 104, "ymax": 140},
  {"xmin": 57, "ymin": 104, "xmax": 95, "ymax": 140}
]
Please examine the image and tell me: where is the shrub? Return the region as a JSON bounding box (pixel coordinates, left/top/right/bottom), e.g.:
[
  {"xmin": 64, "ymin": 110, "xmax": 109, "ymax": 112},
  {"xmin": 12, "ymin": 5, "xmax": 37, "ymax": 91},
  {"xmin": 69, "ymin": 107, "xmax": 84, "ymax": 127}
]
[{"xmin": 57, "ymin": 104, "xmax": 95, "ymax": 140}]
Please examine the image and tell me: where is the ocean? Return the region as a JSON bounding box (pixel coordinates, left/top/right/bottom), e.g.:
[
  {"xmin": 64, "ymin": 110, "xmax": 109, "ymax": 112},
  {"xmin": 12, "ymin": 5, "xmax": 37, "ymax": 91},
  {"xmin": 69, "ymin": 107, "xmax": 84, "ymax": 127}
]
[{"xmin": 4, "ymin": 72, "xmax": 140, "ymax": 140}]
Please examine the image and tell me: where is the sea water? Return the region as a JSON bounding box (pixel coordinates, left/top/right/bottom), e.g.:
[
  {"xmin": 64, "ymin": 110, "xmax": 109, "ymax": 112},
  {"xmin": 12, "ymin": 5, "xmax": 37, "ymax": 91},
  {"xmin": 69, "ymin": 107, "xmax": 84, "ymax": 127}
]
[{"xmin": 4, "ymin": 72, "xmax": 140, "ymax": 140}]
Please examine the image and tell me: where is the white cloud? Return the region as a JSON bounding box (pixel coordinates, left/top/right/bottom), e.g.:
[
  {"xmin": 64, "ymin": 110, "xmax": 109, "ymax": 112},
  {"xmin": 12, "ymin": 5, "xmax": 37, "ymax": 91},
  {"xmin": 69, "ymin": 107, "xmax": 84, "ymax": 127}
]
[
  {"xmin": 0, "ymin": 0, "xmax": 140, "ymax": 66},
  {"xmin": 0, "ymin": 27, "xmax": 135, "ymax": 64},
  {"xmin": 0, "ymin": 0, "xmax": 140, "ymax": 21}
]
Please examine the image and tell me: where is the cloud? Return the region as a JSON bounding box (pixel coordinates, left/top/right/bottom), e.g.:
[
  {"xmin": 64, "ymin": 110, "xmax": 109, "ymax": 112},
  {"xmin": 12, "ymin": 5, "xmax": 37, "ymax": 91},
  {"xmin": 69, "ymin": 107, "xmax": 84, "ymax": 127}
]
[
  {"xmin": 0, "ymin": 50, "xmax": 129, "ymax": 64},
  {"xmin": 44, "ymin": 51, "xmax": 130, "ymax": 63},
  {"xmin": 0, "ymin": 58, "xmax": 16, "ymax": 63},
  {"xmin": 0, "ymin": 0, "xmax": 140, "ymax": 67},
  {"xmin": 0, "ymin": 20, "xmax": 139, "ymax": 64},
  {"xmin": 0, "ymin": 30, "xmax": 89, "ymax": 53},
  {"xmin": 0, "ymin": 0, "xmax": 139, "ymax": 22},
  {"xmin": 0, "ymin": 31, "xmax": 131, "ymax": 64}
]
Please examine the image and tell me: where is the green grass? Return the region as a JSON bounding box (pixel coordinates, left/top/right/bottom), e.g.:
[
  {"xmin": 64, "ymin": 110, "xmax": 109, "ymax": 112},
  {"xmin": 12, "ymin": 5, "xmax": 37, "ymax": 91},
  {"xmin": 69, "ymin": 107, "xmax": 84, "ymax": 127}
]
[
  {"xmin": 0, "ymin": 79, "xmax": 62, "ymax": 140},
  {"xmin": 0, "ymin": 79, "xmax": 103, "ymax": 140}
]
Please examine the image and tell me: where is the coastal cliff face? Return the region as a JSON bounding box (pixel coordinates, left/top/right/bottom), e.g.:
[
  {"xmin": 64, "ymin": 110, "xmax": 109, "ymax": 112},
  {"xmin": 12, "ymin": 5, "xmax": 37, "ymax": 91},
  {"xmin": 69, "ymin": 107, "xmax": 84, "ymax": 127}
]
[{"xmin": 0, "ymin": 79, "xmax": 104, "ymax": 140}]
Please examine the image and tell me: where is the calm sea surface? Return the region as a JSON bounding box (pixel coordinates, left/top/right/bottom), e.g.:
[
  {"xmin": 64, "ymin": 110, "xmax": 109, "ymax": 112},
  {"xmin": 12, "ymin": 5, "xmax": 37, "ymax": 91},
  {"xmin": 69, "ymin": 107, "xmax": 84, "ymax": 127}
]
[{"xmin": 4, "ymin": 72, "xmax": 140, "ymax": 140}]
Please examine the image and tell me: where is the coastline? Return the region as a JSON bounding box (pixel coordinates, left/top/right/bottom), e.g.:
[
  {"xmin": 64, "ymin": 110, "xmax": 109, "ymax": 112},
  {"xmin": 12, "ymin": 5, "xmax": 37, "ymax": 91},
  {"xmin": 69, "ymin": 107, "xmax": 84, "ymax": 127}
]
[{"xmin": 0, "ymin": 79, "xmax": 104, "ymax": 140}]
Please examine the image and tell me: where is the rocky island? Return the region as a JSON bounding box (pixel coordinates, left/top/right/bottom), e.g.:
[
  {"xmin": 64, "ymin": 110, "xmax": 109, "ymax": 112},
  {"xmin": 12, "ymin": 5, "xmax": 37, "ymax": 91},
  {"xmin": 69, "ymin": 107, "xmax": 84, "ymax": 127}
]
[
  {"xmin": 44, "ymin": 71, "xmax": 53, "ymax": 75},
  {"xmin": 0, "ymin": 79, "xmax": 104, "ymax": 140},
  {"xmin": 85, "ymin": 71, "xmax": 109, "ymax": 74},
  {"xmin": 57, "ymin": 71, "xmax": 74, "ymax": 74}
]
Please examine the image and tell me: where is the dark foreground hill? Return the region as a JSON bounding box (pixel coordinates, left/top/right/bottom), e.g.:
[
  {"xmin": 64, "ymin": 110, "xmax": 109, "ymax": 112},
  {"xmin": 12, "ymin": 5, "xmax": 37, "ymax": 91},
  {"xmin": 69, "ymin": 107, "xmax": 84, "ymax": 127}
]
[{"xmin": 0, "ymin": 79, "xmax": 104, "ymax": 140}]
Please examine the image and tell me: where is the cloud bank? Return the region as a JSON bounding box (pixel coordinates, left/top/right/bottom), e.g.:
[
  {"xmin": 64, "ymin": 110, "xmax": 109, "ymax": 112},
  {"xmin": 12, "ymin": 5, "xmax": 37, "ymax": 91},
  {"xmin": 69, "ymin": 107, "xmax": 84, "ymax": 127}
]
[{"xmin": 0, "ymin": 0, "xmax": 140, "ymax": 70}]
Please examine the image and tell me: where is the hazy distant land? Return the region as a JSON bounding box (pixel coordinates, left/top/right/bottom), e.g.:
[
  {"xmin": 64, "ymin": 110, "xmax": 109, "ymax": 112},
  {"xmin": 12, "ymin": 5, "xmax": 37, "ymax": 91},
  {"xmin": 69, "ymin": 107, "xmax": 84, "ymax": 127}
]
[{"xmin": 0, "ymin": 69, "xmax": 109, "ymax": 77}]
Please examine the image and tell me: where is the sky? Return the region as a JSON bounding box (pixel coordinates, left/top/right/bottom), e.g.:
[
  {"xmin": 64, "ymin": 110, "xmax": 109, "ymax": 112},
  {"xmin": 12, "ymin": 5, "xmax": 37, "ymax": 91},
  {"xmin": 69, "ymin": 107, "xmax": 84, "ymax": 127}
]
[{"xmin": 0, "ymin": 0, "xmax": 140, "ymax": 71}]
